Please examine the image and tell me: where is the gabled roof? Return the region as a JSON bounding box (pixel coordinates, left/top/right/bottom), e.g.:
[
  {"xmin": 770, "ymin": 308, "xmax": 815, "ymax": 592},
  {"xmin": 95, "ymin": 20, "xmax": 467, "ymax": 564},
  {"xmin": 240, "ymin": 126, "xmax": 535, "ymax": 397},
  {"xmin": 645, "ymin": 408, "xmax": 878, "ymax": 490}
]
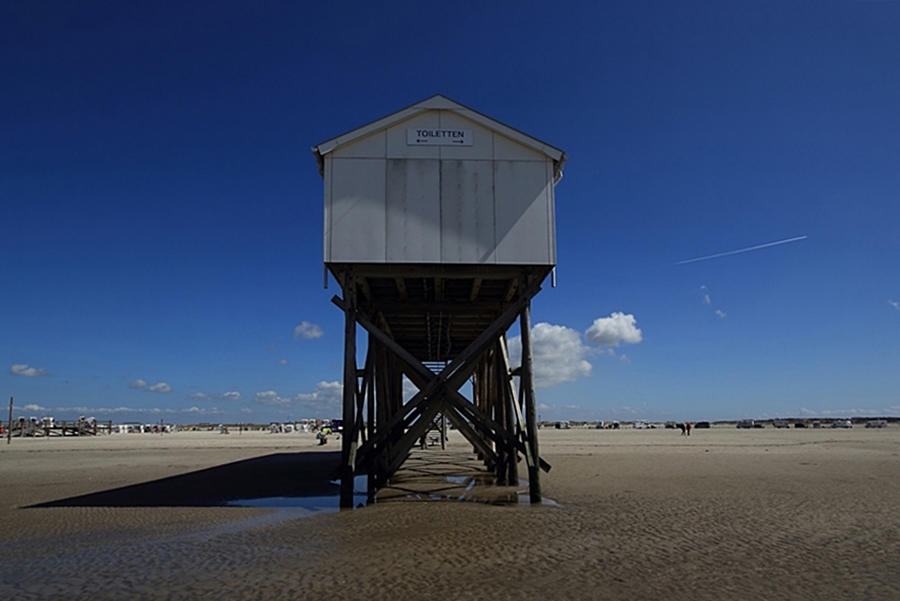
[{"xmin": 312, "ymin": 94, "xmax": 567, "ymax": 181}]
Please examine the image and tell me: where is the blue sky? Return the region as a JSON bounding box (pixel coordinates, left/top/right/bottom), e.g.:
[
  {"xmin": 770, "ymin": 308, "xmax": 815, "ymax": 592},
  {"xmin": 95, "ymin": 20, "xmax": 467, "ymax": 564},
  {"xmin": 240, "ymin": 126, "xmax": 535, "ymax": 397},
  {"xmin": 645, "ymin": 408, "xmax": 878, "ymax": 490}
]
[{"xmin": 3, "ymin": 1, "xmax": 899, "ymax": 424}]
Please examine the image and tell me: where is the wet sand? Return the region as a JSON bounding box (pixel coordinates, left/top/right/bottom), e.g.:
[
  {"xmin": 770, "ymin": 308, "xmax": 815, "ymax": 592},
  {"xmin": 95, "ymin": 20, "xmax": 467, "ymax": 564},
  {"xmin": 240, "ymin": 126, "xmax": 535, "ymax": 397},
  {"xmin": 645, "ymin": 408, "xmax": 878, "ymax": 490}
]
[{"xmin": 2, "ymin": 426, "xmax": 899, "ymax": 600}]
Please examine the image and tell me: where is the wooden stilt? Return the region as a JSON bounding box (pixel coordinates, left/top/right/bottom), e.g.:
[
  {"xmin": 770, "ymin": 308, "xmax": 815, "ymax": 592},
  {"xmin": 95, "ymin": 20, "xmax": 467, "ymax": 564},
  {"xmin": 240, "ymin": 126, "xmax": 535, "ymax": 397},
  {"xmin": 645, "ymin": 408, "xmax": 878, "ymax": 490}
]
[
  {"xmin": 340, "ymin": 275, "xmax": 357, "ymax": 509},
  {"xmin": 501, "ymin": 338, "xmax": 520, "ymax": 486},
  {"xmin": 367, "ymin": 334, "xmax": 377, "ymax": 503},
  {"xmin": 520, "ymin": 294, "xmax": 542, "ymax": 505},
  {"xmin": 494, "ymin": 345, "xmax": 509, "ymax": 485}
]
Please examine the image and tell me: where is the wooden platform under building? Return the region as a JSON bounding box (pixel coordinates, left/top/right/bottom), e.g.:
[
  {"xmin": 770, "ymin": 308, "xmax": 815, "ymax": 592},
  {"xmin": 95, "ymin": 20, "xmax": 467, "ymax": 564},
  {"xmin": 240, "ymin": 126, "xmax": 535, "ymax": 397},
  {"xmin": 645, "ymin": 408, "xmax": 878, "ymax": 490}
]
[
  {"xmin": 329, "ymin": 263, "xmax": 553, "ymax": 363},
  {"xmin": 374, "ymin": 447, "xmax": 529, "ymax": 505}
]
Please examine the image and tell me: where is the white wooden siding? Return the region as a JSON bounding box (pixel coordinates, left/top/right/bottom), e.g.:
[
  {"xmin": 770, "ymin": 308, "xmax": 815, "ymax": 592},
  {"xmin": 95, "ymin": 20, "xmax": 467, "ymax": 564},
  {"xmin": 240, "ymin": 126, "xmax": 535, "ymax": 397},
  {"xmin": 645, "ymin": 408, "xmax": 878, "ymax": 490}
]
[
  {"xmin": 322, "ymin": 105, "xmax": 559, "ymax": 266},
  {"xmin": 440, "ymin": 159, "xmax": 495, "ymax": 263},
  {"xmin": 385, "ymin": 159, "xmax": 441, "ymax": 262},
  {"xmin": 327, "ymin": 158, "xmax": 386, "ymax": 262},
  {"xmin": 493, "ymin": 160, "xmax": 552, "ymax": 264}
]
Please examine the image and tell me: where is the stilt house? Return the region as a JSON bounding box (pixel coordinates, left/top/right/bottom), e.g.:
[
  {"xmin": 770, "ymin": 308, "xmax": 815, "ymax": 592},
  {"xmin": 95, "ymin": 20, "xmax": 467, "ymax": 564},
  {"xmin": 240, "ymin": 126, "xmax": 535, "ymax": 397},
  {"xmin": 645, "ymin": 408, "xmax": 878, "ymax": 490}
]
[{"xmin": 313, "ymin": 95, "xmax": 566, "ymax": 506}]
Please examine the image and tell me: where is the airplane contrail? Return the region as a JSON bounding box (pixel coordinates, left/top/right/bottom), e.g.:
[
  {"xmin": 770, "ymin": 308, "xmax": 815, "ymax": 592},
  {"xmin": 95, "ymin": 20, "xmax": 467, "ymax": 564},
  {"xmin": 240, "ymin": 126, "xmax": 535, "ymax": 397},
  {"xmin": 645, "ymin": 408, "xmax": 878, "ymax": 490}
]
[{"xmin": 675, "ymin": 235, "xmax": 808, "ymax": 266}]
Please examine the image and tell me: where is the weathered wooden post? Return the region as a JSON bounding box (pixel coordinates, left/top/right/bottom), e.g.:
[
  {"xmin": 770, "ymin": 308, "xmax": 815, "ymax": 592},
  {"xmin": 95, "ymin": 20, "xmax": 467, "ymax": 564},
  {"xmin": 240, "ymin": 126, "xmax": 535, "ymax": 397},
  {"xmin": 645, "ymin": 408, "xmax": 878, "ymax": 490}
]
[
  {"xmin": 340, "ymin": 274, "xmax": 358, "ymax": 509},
  {"xmin": 6, "ymin": 397, "xmax": 12, "ymax": 445},
  {"xmin": 520, "ymin": 296, "xmax": 542, "ymax": 504}
]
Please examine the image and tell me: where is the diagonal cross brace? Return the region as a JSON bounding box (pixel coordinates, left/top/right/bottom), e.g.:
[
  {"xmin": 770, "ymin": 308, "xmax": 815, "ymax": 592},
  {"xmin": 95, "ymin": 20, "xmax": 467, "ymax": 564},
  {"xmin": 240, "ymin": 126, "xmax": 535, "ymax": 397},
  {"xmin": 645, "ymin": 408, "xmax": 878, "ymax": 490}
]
[{"xmin": 332, "ymin": 280, "xmax": 542, "ymax": 472}]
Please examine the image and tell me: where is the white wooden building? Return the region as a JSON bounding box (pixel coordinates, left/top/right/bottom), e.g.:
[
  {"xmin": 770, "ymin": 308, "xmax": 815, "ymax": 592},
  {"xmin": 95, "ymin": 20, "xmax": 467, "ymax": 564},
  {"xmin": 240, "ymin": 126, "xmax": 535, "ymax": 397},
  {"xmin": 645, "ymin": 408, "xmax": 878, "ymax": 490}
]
[{"xmin": 314, "ymin": 94, "xmax": 566, "ymax": 267}]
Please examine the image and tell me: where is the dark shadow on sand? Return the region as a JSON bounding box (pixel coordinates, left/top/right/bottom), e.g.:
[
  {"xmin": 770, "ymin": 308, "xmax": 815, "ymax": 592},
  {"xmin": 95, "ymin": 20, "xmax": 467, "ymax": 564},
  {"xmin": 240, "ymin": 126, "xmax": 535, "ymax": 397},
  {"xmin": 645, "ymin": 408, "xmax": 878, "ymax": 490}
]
[{"xmin": 28, "ymin": 451, "xmax": 341, "ymax": 508}]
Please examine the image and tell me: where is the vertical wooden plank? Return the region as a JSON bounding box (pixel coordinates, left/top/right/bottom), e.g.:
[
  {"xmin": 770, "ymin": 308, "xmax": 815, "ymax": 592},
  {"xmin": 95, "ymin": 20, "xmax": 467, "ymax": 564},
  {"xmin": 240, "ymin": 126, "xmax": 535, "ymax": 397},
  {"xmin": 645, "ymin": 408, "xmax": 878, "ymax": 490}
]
[
  {"xmin": 520, "ymin": 294, "xmax": 542, "ymax": 505},
  {"xmin": 386, "ymin": 159, "xmax": 441, "ymax": 262},
  {"xmin": 493, "ymin": 161, "xmax": 552, "ymax": 264},
  {"xmin": 440, "ymin": 159, "xmax": 494, "ymax": 263},
  {"xmin": 367, "ymin": 334, "xmax": 377, "ymax": 503},
  {"xmin": 341, "ymin": 275, "xmax": 358, "ymax": 509},
  {"xmin": 493, "ymin": 345, "xmax": 508, "ymax": 485},
  {"xmin": 329, "ymin": 159, "xmax": 387, "ymax": 262},
  {"xmin": 374, "ymin": 341, "xmax": 390, "ymax": 493},
  {"xmin": 501, "ymin": 338, "xmax": 519, "ymax": 486}
]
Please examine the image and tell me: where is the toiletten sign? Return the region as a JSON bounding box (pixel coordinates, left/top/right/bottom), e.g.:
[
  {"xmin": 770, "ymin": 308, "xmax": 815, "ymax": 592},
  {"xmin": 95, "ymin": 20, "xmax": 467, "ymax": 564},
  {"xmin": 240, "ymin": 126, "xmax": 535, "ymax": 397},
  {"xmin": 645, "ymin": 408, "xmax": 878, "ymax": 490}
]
[{"xmin": 407, "ymin": 128, "xmax": 473, "ymax": 146}]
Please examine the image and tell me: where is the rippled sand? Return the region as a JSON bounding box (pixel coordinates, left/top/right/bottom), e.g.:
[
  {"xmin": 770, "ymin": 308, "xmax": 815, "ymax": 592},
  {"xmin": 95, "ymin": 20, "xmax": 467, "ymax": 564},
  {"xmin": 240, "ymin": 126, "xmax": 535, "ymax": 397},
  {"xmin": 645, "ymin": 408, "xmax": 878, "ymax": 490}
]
[{"xmin": 2, "ymin": 426, "xmax": 899, "ymax": 600}]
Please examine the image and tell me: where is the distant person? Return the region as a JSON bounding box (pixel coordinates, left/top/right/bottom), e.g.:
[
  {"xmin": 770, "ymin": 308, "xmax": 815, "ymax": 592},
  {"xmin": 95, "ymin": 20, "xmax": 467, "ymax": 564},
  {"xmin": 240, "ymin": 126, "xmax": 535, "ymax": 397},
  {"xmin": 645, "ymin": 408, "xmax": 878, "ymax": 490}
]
[{"xmin": 685, "ymin": 422, "xmax": 691, "ymax": 436}]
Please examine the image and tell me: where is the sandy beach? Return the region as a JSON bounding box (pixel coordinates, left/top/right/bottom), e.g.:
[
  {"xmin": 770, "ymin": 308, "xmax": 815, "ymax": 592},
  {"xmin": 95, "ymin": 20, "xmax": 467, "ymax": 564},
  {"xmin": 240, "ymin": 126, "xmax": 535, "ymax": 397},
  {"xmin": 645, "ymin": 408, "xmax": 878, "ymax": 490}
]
[{"xmin": 2, "ymin": 426, "xmax": 899, "ymax": 600}]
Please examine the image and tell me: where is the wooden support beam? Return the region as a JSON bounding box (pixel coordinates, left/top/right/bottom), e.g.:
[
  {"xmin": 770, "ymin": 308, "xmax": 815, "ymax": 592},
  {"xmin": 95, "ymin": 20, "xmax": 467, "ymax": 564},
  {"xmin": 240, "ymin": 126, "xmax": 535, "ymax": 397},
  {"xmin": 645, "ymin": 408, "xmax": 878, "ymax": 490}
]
[
  {"xmin": 493, "ymin": 346, "xmax": 509, "ymax": 485},
  {"xmin": 442, "ymin": 383, "xmax": 551, "ymax": 473},
  {"xmin": 357, "ymin": 276, "xmax": 374, "ymax": 305},
  {"xmin": 394, "ymin": 277, "xmax": 408, "ymax": 300},
  {"xmin": 333, "ymin": 279, "xmax": 548, "ymax": 480},
  {"xmin": 469, "ymin": 277, "xmax": 483, "ymax": 302},
  {"xmin": 434, "ymin": 277, "xmax": 444, "ymax": 301},
  {"xmin": 350, "ymin": 287, "xmax": 551, "ymax": 473},
  {"xmin": 499, "ymin": 335, "xmax": 533, "ymax": 470},
  {"xmin": 328, "ymin": 262, "xmax": 552, "ymax": 281},
  {"xmin": 442, "ymin": 402, "xmax": 499, "ymax": 466},
  {"xmin": 520, "ymin": 294, "xmax": 542, "ymax": 505},
  {"xmin": 384, "ymin": 399, "xmax": 444, "ymax": 479},
  {"xmin": 504, "ymin": 278, "xmax": 519, "ymax": 302},
  {"xmin": 340, "ymin": 275, "xmax": 358, "ymax": 509}
]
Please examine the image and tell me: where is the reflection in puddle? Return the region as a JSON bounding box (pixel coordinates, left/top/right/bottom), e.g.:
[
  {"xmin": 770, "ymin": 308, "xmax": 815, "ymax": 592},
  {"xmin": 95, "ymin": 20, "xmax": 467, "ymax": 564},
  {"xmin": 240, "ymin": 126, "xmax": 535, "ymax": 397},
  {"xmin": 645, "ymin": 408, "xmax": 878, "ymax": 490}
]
[
  {"xmin": 227, "ymin": 475, "xmax": 368, "ymax": 513},
  {"xmin": 227, "ymin": 468, "xmax": 558, "ymax": 514}
]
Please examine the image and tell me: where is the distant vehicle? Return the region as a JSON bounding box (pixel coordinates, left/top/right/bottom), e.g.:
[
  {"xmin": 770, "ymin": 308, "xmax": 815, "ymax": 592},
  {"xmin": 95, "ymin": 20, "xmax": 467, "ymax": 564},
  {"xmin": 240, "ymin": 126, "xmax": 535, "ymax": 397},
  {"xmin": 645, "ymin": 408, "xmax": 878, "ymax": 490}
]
[
  {"xmin": 633, "ymin": 420, "xmax": 651, "ymax": 429},
  {"xmin": 812, "ymin": 421, "xmax": 822, "ymax": 428},
  {"xmin": 794, "ymin": 421, "xmax": 807, "ymax": 428},
  {"xmin": 555, "ymin": 421, "xmax": 570, "ymax": 429},
  {"xmin": 773, "ymin": 419, "xmax": 790, "ymax": 429},
  {"xmin": 866, "ymin": 420, "xmax": 888, "ymax": 428},
  {"xmin": 737, "ymin": 419, "xmax": 754, "ymax": 429},
  {"xmin": 694, "ymin": 421, "xmax": 710, "ymax": 429},
  {"xmin": 831, "ymin": 419, "xmax": 852, "ymax": 428},
  {"xmin": 329, "ymin": 419, "xmax": 344, "ymax": 433}
]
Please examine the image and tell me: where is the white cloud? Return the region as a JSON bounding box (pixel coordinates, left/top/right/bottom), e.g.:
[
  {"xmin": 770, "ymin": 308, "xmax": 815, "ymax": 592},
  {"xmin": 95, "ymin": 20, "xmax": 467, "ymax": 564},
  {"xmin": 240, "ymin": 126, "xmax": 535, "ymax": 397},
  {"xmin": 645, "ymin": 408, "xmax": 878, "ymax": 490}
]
[
  {"xmin": 254, "ymin": 390, "xmax": 282, "ymax": 405},
  {"xmin": 147, "ymin": 382, "xmax": 172, "ymax": 394},
  {"xmin": 22, "ymin": 403, "xmax": 47, "ymax": 411},
  {"xmin": 701, "ymin": 285, "xmax": 711, "ymax": 305},
  {"xmin": 278, "ymin": 359, "xmax": 288, "ymax": 365},
  {"xmin": 254, "ymin": 381, "xmax": 342, "ymax": 410},
  {"xmin": 9, "ymin": 364, "xmax": 48, "ymax": 377},
  {"xmin": 585, "ymin": 312, "xmax": 643, "ymax": 346},
  {"xmin": 509, "ymin": 323, "xmax": 593, "ymax": 388},
  {"xmin": 715, "ymin": 309, "xmax": 726, "ymax": 319},
  {"xmin": 294, "ymin": 321, "xmax": 324, "ymax": 340},
  {"xmin": 889, "ymin": 300, "xmax": 900, "ymax": 311},
  {"xmin": 129, "ymin": 379, "xmax": 148, "ymax": 389},
  {"xmin": 191, "ymin": 391, "xmax": 242, "ymax": 402}
]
